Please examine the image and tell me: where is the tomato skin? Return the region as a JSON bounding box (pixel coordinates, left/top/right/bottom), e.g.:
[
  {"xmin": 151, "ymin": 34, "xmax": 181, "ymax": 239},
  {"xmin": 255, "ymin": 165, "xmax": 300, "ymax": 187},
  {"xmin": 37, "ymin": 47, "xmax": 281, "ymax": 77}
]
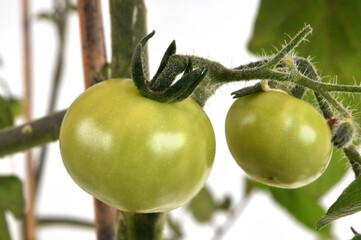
[
  {"xmin": 225, "ymin": 91, "xmax": 333, "ymax": 189},
  {"xmin": 59, "ymin": 78, "xmax": 215, "ymax": 213}
]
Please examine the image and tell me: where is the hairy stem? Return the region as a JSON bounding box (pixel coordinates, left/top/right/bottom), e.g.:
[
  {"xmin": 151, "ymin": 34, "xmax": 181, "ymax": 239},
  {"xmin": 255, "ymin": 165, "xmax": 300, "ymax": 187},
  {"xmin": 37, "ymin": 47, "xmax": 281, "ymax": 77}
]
[
  {"xmin": 343, "ymin": 146, "xmax": 361, "ymax": 178},
  {"xmin": 261, "ymin": 25, "xmax": 312, "ymax": 69}
]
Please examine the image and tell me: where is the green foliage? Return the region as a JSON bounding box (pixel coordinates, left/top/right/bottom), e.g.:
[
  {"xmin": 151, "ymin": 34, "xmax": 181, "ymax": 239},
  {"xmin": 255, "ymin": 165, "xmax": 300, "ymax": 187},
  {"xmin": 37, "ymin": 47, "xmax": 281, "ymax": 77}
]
[
  {"xmin": 0, "ymin": 95, "xmax": 13, "ymax": 129},
  {"xmin": 0, "ymin": 176, "xmax": 25, "ymax": 240},
  {"xmin": 317, "ymin": 175, "xmax": 361, "ymax": 230},
  {"xmin": 188, "ymin": 186, "xmax": 216, "ymax": 223},
  {"xmin": 188, "ymin": 186, "xmax": 231, "ymax": 223},
  {"xmin": 302, "ymin": 148, "xmax": 348, "ymax": 199},
  {"xmin": 270, "ymin": 188, "xmax": 331, "ymax": 236},
  {"xmin": 165, "ymin": 215, "xmax": 183, "ymax": 240},
  {"xmin": 274, "ymin": 149, "xmax": 347, "ymax": 234},
  {"xmin": 8, "ymin": 98, "xmax": 22, "ymax": 119}
]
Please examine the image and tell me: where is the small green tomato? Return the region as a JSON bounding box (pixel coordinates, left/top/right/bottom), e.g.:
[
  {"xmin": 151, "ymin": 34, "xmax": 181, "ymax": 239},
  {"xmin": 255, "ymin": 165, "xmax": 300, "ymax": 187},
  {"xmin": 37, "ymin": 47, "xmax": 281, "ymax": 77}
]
[
  {"xmin": 59, "ymin": 78, "xmax": 216, "ymax": 213},
  {"xmin": 225, "ymin": 91, "xmax": 333, "ymax": 188}
]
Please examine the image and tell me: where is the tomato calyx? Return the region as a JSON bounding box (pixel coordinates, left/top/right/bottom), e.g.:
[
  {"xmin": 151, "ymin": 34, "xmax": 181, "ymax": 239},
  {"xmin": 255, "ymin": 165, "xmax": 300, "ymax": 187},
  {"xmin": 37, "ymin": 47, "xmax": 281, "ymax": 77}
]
[
  {"xmin": 330, "ymin": 117, "xmax": 355, "ymax": 148},
  {"xmin": 131, "ymin": 31, "xmax": 208, "ymax": 103},
  {"xmin": 230, "ymin": 80, "xmax": 289, "ymax": 99}
]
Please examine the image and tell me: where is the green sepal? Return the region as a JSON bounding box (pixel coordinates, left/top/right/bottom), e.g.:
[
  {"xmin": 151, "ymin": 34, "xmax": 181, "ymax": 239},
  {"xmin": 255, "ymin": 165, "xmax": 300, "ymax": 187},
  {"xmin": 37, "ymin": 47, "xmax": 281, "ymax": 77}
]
[
  {"xmin": 131, "ymin": 32, "xmax": 208, "ymax": 103},
  {"xmin": 150, "ymin": 40, "xmax": 177, "ymax": 89}
]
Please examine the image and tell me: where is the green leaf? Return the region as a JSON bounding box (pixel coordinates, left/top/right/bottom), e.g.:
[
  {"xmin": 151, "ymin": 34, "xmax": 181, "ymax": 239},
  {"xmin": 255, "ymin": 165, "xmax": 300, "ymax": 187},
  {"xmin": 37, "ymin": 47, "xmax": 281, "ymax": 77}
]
[
  {"xmin": 217, "ymin": 196, "xmax": 231, "ymax": 211},
  {"xmin": 36, "ymin": 12, "xmax": 53, "ymax": 21},
  {"xmin": 8, "ymin": 98, "xmax": 23, "ymax": 119},
  {"xmin": 301, "ymin": 148, "xmax": 348, "ymax": 199},
  {"xmin": 0, "ymin": 212, "xmax": 11, "ymax": 240},
  {"xmin": 270, "ymin": 187, "xmax": 331, "ymax": 236},
  {"xmin": 188, "ymin": 186, "xmax": 217, "ymax": 223},
  {"xmin": 0, "ymin": 176, "xmax": 25, "ymax": 240},
  {"xmin": 67, "ymin": 3, "xmax": 78, "ymax": 12},
  {"xmin": 165, "ymin": 214, "xmax": 183, "ymax": 240},
  {"xmin": 0, "ymin": 176, "xmax": 25, "ymax": 217},
  {"xmin": 352, "ymin": 235, "xmax": 361, "ymax": 240},
  {"xmin": 0, "ymin": 95, "xmax": 13, "ymax": 129},
  {"xmin": 317, "ymin": 175, "xmax": 361, "ymax": 230}
]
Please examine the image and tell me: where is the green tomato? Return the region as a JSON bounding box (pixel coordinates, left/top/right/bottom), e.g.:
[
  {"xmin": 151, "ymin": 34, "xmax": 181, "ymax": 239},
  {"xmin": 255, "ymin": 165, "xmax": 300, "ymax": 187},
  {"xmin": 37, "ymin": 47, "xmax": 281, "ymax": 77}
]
[
  {"xmin": 225, "ymin": 91, "xmax": 333, "ymax": 189},
  {"xmin": 59, "ymin": 78, "xmax": 215, "ymax": 213}
]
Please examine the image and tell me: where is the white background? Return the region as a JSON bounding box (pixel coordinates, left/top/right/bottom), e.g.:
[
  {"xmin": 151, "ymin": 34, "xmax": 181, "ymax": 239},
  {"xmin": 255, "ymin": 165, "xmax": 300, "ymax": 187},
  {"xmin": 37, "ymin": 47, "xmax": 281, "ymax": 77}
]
[{"xmin": 0, "ymin": 1, "xmax": 360, "ymax": 239}]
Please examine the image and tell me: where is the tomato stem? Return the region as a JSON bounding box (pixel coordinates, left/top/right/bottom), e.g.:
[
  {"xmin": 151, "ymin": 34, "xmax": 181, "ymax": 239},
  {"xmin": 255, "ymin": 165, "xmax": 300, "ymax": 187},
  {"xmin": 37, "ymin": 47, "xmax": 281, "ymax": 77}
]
[
  {"xmin": 131, "ymin": 32, "xmax": 208, "ymax": 103},
  {"xmin": 260, "ymin": 25, "xmax": 312, "ymax": 69},
  {"xmin": 116, "ymin": 212, "xmax": 166, "ymax": 240}
]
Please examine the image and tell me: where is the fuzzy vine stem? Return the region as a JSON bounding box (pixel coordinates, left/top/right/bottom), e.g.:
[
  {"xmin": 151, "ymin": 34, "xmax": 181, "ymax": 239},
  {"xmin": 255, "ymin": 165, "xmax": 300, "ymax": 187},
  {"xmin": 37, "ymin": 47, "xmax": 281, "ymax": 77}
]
[{"xmin": 261, "ymin": 25, "xmax": 312, "ymax": 69}]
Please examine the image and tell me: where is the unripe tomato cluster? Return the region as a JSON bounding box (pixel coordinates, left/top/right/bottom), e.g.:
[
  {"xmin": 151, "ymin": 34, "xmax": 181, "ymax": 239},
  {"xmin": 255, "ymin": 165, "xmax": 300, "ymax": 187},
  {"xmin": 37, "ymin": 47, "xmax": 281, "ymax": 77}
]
[{"xmin": 59, "ymin": 79, "xmax": 333, "ymax": 213}]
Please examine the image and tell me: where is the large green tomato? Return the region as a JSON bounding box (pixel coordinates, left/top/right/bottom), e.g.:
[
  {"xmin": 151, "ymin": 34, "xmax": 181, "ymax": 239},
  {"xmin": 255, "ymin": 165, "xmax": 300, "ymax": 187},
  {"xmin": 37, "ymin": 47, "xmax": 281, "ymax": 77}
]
[
  {"xmin": 225, "ymin": 91, "xmax": 333, "ymax": 189},
  {"xmin": 59, "ymin": 78, "xmax": 215, "ymax": 213}
]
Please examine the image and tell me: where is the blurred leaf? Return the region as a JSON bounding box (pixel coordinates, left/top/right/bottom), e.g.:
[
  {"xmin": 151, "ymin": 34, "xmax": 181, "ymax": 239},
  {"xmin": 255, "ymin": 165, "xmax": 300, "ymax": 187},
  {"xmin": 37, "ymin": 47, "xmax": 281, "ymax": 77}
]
[
  {"xmin": 8, "ymin": 98, "xmax": 23, "ymax": 119},
  {"xmin": 37, "ymin": 12, "xmax": 53, "ymax": 21},
  {"xmin": 217, "ymin": 196, "xmax": 232, "ymax": 211},
  {"xmin": 0, "ymin": 176, "xmax": 25, "ymax": 218},
  {"xmin": 270, "ymin": 187, "xmax": 331, "ymax": 236},
  {"xmin": 188, "ymin": 186, "xmax": 217, "ymax": 223},
  {"xmin": 166, "ymin": 214, "xmax": 183, "ymax": 240},
  {"xmin": 67, "ymin": 3, "xmax": 78, "ymax": 12},
  {"xmin": 301, "ymin": 148, "xmax": 348, "ymax": 199},
  {"xmin": 0, "ymin": 176, "xmax": 25, "ymax": 240},
  {"xmin": 0, "ymin": 213, "xmax": 10, "ymax": 240},
  {"xmin": 0, "ymin": 95, "xmax": 13, "ymax": 129},
  {"xmin": 317, "ymin": 175, "xmax": 361, "ymax": 230}
]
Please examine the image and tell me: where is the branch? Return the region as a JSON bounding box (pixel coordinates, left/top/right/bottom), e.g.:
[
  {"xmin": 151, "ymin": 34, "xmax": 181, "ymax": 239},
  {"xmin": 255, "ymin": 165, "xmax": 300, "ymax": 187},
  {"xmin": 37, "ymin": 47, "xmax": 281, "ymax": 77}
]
[
  {"xmin": 37, "ymin": 216, "xmax": 94, "ymax": 229},
  {"xmin": 77, "ymin": 1, "xmax": 116, "ymax": 240},
  {"xmin": 22, "ymin": 0, "xmax": 35, "ymax": 238},
  {"xmin": 0, "ymin": 110, "xmax": 66, "ymax": 158}
]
